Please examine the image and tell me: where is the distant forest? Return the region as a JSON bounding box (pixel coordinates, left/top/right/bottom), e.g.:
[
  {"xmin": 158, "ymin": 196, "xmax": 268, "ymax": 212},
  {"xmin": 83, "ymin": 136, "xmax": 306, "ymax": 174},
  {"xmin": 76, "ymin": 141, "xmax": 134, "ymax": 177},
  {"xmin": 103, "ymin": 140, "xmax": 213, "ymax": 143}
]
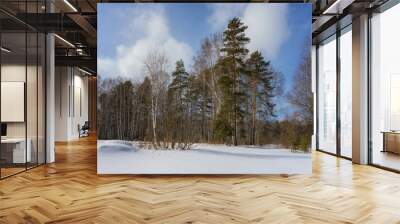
[{"xmin": 98, "ymin": 18, "xmax": 313, "ymax": 151}]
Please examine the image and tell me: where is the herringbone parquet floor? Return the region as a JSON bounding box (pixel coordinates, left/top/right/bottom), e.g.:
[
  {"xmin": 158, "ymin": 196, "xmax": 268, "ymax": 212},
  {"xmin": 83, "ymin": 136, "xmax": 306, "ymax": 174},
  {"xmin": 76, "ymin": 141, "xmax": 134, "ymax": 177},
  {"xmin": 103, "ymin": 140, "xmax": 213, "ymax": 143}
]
[{"xmin": 1, "ymin": 135, "xmax": 400, "ymax": 224}]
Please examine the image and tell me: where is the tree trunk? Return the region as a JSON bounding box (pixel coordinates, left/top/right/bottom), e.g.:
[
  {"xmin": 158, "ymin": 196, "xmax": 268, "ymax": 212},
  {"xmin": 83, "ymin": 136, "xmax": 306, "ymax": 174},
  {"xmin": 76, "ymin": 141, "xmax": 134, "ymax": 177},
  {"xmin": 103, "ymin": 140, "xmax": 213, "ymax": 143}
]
[
  {"xmin": 251, "ymin": 81, "xmax": 257, "ymax": 145},
  {"xmin": 233, "ymin": 58, "xmax": 238, "ymax": 146},
  {"xmin": 151, "ymin": 96, "xmax": 158, "ymax": 145}
]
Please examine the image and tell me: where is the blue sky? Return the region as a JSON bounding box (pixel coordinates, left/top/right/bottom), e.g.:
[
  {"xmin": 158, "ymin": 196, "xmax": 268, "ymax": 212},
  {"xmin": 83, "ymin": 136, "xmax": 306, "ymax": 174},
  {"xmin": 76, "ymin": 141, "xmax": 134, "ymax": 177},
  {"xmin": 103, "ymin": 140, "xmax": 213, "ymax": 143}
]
[{"xmin": 98, "ymin": 3, "xmax": 311, "ymax": 117}]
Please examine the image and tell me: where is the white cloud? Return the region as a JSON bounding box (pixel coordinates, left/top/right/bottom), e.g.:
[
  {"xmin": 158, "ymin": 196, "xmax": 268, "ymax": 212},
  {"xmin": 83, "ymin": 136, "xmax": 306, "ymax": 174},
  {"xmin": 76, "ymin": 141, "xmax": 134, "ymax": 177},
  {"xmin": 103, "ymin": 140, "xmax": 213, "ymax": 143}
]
[
  {"xmin": 243, "ymin": 4, "xmax": 289, "ymax": 59},
  {"xmin": 98, "ymin": 57, "xmax": 116, "ymax": 79},
  {"xmin": 207, "ymin": 4, "xmax": 245, "ymax": 32},
  {"xmin": 208, "ymin": 3, "xmax": 290, "ymax": 59},
  {"xmin": 98, "ymin": 6, "xmax": 193, "ymax": 82}
]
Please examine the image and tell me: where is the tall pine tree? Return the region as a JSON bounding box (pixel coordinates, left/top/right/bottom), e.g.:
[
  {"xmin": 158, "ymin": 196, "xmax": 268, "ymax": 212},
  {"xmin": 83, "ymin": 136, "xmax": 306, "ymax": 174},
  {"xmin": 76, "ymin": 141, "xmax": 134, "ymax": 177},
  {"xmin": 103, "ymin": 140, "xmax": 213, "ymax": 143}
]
[
  {"xmin": 167, "ymin": 59, "xmax": 190, "ymax": 147},
  {"xmin": 169, "ymin": 59, "xmax": 189, "ymax": 106},
  {"xmin": 216, "ymin": 17, "xmax": 250, "ymax": 145},
  {"xmin": 246, "ymin": 51, "xmax": 276, "ymax": 145}
]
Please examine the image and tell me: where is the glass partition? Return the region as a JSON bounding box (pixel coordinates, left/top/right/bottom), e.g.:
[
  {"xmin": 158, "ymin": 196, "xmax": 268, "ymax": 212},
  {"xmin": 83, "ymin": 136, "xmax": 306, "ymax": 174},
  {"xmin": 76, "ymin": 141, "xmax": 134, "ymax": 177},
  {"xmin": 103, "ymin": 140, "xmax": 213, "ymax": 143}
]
[
  {"xmin": 317, "ymin": 35, "xmax": 337, "ymax": 154},
  {"xmin": 370, "ymin": 3, "xmax": 400, "ymax": 171},
  {"xmin": 27, "ymin": 31, "xmax": 38, "ymax": 169},
  {"xmin": 1, "ymin": 30, "xmax": 28, "ymax": 177},
  {"xmin": 0, "ymin": 1, "xmax": 46, "ymax": 179}
]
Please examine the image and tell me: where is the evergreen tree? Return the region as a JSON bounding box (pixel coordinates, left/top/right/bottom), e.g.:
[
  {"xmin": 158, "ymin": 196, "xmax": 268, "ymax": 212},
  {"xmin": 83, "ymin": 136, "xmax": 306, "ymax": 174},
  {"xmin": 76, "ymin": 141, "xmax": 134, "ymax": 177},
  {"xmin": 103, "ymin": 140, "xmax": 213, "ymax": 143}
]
[
  {"xmin": 246, "ymin": 51, "xmax": 276, "ymax": 145},
  {"xmin": 216, "ymin": 17, "xmax": 250, "ymax": 145},
  {"xmin": 186, "ymin": 75, "xmax": 202, "ymax": 142},
  {"xmin": 193, "ymin": 34, "xmax": 223, "ymax": 142},
  {"xmin": 169, "ymin": 59, "xmax": 190, "ymax": 116},
  {"xmin": 167, "ymin": 60, "xmax": 191, "ymax": 147}
]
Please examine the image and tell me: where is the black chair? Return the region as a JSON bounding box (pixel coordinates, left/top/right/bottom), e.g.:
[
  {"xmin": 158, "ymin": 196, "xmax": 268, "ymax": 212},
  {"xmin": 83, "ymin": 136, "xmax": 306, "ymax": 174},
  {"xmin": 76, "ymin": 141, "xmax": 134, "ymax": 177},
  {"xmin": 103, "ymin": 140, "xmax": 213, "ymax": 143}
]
[{"xmin": 79, "ymin": 121, "xmax": 90, "ymax": 138}]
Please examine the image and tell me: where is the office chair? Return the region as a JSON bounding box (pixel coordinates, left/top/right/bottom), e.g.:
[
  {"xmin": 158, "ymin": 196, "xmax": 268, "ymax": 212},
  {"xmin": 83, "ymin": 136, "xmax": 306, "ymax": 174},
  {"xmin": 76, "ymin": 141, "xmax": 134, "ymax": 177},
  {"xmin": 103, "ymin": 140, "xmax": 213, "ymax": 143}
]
[{"xmin": 79, "ymin": 121, "xmax": 90, "ymax": 138}]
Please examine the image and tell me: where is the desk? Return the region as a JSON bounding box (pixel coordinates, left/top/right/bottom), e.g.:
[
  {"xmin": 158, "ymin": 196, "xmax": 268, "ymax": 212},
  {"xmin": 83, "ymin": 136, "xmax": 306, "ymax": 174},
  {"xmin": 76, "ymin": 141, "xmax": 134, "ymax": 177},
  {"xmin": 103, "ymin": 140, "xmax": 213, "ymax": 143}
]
[
  {"xmin": 1, "ymin": 138, "xmax": 31, "ymax": 163},
  {"xmin": 382, "ymin": 131, "xmax": 400, "ymax": 154}
]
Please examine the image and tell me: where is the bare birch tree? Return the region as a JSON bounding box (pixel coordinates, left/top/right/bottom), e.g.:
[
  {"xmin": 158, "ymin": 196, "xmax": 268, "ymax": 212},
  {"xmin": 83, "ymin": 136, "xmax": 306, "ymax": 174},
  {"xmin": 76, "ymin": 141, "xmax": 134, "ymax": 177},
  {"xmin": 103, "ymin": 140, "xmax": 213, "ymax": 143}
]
[
  {"xmin": 209, "ymin": 33, "xmax": 223, "ymax": 116},
  {"xmin": 192, "ymin": 33, "xmax": 223, "ymax": 142},
  {"xmin": 143, "ymin": 50, "xmax": 169, "ymax": 147}
]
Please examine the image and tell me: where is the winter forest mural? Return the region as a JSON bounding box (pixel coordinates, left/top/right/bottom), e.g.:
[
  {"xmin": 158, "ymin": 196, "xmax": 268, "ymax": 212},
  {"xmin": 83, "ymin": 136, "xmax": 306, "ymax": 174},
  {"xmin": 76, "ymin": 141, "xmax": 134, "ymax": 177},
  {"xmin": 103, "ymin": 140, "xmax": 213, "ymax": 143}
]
[{"xmin": 97, "ymin": 3, "xmax": 312, "ymax": 174}]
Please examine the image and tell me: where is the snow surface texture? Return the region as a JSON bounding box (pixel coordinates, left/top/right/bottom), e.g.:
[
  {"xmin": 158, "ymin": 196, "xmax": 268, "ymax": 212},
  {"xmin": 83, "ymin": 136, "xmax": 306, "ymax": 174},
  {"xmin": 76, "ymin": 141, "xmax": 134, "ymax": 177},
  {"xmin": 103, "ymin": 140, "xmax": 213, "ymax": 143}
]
[{"xmin": 97, "ymin": 140, "xmax": 312, "ymax": 174}]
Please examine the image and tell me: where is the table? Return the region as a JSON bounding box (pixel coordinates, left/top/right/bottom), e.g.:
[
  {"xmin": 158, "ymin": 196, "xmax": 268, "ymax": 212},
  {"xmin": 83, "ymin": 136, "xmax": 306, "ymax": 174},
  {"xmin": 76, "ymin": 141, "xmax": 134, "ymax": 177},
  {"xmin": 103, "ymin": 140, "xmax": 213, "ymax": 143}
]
[
  {"xmin": 381, "ymin": 131, "xmax": 400, "ymax": 154},
  {"xmin": 1, "ymin": 138, "xmax": 31, "ymax": 164}
]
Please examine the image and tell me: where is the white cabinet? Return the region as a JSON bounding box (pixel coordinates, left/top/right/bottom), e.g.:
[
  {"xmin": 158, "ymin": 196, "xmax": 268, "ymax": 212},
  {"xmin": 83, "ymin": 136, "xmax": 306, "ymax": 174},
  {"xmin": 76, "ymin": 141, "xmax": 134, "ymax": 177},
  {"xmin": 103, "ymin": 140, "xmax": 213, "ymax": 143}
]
[{"xmin": 1, "ymin": 138, "xmax": 32, "ymax": 163}]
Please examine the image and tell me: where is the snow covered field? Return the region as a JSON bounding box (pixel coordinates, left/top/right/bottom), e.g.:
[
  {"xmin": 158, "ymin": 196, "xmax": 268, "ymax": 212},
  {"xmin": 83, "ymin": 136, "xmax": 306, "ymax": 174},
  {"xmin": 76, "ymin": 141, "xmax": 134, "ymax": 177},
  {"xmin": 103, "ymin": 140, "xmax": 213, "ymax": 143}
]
[{"xmin": 97, "ymin": 140, "xmax": 312, "ymax": 174}]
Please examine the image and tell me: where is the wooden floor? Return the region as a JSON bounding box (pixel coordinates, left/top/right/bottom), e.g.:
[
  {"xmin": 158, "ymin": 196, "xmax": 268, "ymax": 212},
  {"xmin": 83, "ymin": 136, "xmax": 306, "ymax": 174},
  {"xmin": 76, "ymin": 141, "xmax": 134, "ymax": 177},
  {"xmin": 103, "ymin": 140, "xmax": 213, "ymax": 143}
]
[
  {"xmin": 1, "ymin": 167, "xmax": 26, "ymax": 178},
  {"xmin": 1, "ymin": 135, "xmax": 400, "ymax": 223},
  {"xmin": 373, "ymin": 151, "xmax": 400, "ymax": 171}
]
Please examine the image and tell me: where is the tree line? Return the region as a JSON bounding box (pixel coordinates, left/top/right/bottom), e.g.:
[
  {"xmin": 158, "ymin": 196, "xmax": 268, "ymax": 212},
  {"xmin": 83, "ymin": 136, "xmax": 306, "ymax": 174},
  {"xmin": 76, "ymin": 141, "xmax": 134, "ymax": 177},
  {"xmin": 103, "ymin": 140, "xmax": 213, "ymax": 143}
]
[{"xmin": 98, "ymin": 17, "xmax": 313, "ymax": 151}]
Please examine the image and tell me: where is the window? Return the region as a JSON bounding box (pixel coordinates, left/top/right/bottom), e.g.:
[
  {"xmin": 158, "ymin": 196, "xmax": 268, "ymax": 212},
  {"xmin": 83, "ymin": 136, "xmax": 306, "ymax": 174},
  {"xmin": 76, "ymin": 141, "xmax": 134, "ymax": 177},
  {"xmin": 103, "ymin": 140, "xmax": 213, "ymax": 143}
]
[
  {"xmin": 340, "ymin": 27, "xmax": 352, "ymax": 158},
  {"xmin": 370, "ymin": 3, "xmax": 400, "ymax": 171},
  {"xmin": 317, "ymin": 35, "xmax": 337, "ymax": 154}
]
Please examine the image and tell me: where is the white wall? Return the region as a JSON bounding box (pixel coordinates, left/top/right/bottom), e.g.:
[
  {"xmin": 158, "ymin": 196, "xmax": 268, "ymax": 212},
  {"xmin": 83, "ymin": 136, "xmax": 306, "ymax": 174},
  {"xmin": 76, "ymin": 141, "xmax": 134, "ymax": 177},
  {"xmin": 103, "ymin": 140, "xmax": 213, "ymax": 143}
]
[
  {"xmin": 1, "ymin": 82, "xmax": 25, "ymax": 122},
  {"xmin": 55, "ymin": 66, "xmax": 69, "ymax": 141},
  {"xmin": 1, "ymin": 65, "xmax": 26, "ymax": 134},
  {"xmin": 55, "ymin": 67, "xmax": 89, "ymax": 141},
  {"xmin": 72, "ymin": 73, "xmax": 89, "ymax": 138},
  {"xmin": 1, "ymin": 65, "xmax": 39, "ymax": 138}
]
